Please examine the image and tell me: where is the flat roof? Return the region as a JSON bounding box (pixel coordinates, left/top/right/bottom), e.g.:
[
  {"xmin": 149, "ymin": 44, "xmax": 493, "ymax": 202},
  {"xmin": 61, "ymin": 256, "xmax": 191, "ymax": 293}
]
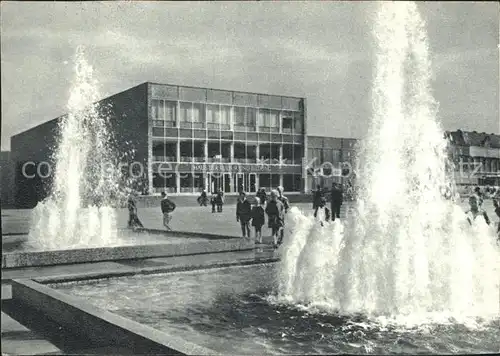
[{"xmin": 145, "ymin": 81, "xmax": 305, "ymax": 100}]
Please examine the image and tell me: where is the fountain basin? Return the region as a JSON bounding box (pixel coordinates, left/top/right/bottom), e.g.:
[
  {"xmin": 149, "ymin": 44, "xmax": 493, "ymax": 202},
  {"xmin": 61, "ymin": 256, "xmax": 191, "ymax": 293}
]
[{"xmin": 44, "ymin": 263, "xmax": 499, "ymax": 355}]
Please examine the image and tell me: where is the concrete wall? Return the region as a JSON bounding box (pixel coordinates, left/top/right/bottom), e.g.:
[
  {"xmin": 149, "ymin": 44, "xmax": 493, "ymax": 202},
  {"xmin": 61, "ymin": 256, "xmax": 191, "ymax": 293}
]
[
  {"xmin": 2, "ymin": 238, "xmax": 254, "ymax": 268},
  {"xmin": 11, "ymin": 118, "xmax": 61, "ymax": 207},
  {"xmin": 10, "ymin": 279, "xmax": 214, "ymax": 355},
  {"xmin": 98, "ymin": 83, "xmax": 150, "ymax": 194}
]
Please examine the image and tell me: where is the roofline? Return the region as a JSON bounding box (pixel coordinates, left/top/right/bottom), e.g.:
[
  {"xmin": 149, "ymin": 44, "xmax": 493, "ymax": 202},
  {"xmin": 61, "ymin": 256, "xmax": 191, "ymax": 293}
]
[{"xmin": 143, "ymin": 81, "xmax": 305, "ymax": 100}]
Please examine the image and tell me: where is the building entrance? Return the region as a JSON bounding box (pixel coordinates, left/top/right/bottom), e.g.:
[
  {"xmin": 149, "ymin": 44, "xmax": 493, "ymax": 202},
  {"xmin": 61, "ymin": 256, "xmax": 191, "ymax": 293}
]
[
  {"xmin": 235, "ymin": 173, "xmax": 257, "ymax": 193},
  {"xmin": 209, "ymin": 173, "xmax": 232, "ymax": 194}
]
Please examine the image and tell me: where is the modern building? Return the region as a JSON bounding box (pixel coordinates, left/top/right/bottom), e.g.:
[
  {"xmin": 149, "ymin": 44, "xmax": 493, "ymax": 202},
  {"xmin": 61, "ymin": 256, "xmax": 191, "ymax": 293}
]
[
  {"xmin": 445, "ymin": 130, "xmax": 500, "ymax": 187},
  {"xmin": 10, "ymin": 82, "xmax": 360, "ymax": 207}
]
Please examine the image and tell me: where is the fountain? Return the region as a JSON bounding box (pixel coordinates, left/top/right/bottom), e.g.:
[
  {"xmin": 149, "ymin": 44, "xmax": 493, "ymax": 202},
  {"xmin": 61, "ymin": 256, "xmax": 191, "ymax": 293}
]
[
  {"xmin": 28, "ymin": 46, "xmax": 126, "ymax": 250},
  {"xmin": 277, "ymin": 1, "xmax": 500, "ymax": 327}
]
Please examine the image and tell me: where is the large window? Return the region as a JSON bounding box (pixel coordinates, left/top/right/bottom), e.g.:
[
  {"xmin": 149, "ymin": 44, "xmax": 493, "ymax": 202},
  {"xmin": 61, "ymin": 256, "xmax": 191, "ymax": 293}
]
[
  {"xmin": 179, "ymin": 102, "xmax": 191, "ymax": 123},
  {"xmin": 293, "ymin": 112, "xmax": 303, "ymax": 134},
  {"xmin": 246, "ymin": 108, "xmax": 257, "ymax": 128},
  {"xmin": 269, "ymin": 110, "xmax": 280, "ymax": 132},
  {"xmin": 207, "ymin": 105, "xmax": 219, "ymax": 124},
  {"xmin": 234, "ymin": 107, "xmax": 245, "ymax": 126},
  {"xmin": 152, "ymin": 100, "xmax": 176, "ymax": 123},
  {"xmin": 282, "ymin": 111, "xmax": 293, "ymax": 134},
  {"xmin": 220, "ymin": 105, "xmax": 231, "ymax": 128},
  {"xmin": 180, "ymin": 173, "xmax": 194, "ymax": 193},
  {"xmin": 192, "ymin": 103, "xmax": 205, "ymax": 126}
]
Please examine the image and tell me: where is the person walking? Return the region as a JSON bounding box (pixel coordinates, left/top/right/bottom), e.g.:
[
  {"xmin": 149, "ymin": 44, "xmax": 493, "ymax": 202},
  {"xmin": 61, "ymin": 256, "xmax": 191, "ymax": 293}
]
[
  {"xmin": 257, "ymin": 188, "xmax": 268, "ymax": 207},
  {"xmin": 127, "ymin": 195, "xmax": 144, "ymax": 229},
  {"xmin": 160, "ymin": 192, "xmax": 176, "ymax": 231},
  {"xmin": 197, "ymin": 189, "xmax": 208, "ymax": 207},
  {"xmin": 266, "ymin": 190, "xmax": 285, "ymax": 249},
  {"xmin": 275, "ymin": 186, "xmax": 290, "ymax": 245},
  {"xmin": 210, "ymin": 192, "xmax": 217, "ymax": 213},
  {"xmin": 216, "ymin": 189, "xmax": 224, "ymax": 213},
  {"xmin": 330, "ymin": 182, "xmax": 343, "ymax": 221},
  {"xmin": 236, "ymin": 191, "xmax": 252, "ymax": 238},
  {"xmin": 251, "ymin": 197, "xmax": 265, "ymax": 243}
]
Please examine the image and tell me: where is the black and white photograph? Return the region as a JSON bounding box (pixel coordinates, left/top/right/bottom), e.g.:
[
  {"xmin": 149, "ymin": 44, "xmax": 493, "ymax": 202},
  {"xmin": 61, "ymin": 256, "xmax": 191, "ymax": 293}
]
[{"xmin": 1, "ymin": 1, "xmax": 499, "ymax": 355}]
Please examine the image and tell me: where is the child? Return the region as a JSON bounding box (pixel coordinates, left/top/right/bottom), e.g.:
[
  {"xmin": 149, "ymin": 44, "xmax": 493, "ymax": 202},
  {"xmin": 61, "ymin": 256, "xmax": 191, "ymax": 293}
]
[
  {"xmin": 265, "ymin": 190, "xmax": 285, "ymax": 249},
  {"xmin": 251, "ymin": 197, "xmax": 265, "ymax": 243},
  {"xmin": 236, "ymin": 191, "xmax": 252, "ymax": 238},
  {"xmin": 160, "ymin": 192, "xmax": 176, "ymax": 231}
]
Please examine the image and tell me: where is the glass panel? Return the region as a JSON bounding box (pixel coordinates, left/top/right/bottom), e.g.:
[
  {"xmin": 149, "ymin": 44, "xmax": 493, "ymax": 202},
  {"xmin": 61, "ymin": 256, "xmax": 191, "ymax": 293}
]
[
  {"xmin": 293, "ymin": 112, "xmax": 303, "ymax": 134},
  {"xmin": 247, "ymin": 133, "xmax": 258, "ymax": 142},
  {"xmin": 282, "ymin": 111, "xmax": 293, "ymax": 134},
  {"xmin": 207, "ymin": 104, "xmax": 220, "ymax": 124},
  {"xmin": 208, "ymin": 130, "xmax": 219, "ymax": 139},
  {"xmin": 234, "ymin": 106, "xmax": 245, "ymax": 126},
  {"xmin": 220, "ymin": 131, "xmax": 233, "ymax": 140},
  {"xmin": 193, "ymin": 130, "xmax": 206, "ymax": 139},
  {"xmin": 258, "ymin": 109, "xmax": 268, "ymax": 127},
  {"xmin": 234, "ymin": 132, "xmax": 246, "ymax": 141},
  {"xmin": 246, "ymin": 107, "xmax": 257, "ymax": 127},
  {"xmin": 152, "ymin": 99, "xmax": 164, "ymax": 120},
  {"xmin": 152, "ymin": 127, "xmax": 164, "ymax": 137},
  {"xmin": 270, "ymin": 110, "xmax": 280, "ymax": 130},
  {"xmin": 193, "ymin": 103, "xmax": 205, "ymax": 124},
  {"xmin": 293, "ymin": 174, "xmax": 302, "ymax": 192},
  {"xmin": 180, "ymin": 102, "xmax": 192, "ymax": 122},
  {"xmin": 165, "ymin": 101, "xmax": 176, "ymax": 122},
  {"xmin": 220, "ymin": 105, "xmax": 230, "ymax": 126},
  {"xmin": 165, "ymin": 128, "xmax": 178, "ymax": 137},
  {"xmin": 283, "ymin": 174, "xmax": 294, "ymax": 192}
]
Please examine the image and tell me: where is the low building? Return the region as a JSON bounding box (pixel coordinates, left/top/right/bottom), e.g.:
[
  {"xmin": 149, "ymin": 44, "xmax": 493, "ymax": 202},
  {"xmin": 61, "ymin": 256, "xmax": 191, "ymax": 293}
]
[{"xmin": 445, "ymin": 130, "xmax": 500, "ymax": 187}]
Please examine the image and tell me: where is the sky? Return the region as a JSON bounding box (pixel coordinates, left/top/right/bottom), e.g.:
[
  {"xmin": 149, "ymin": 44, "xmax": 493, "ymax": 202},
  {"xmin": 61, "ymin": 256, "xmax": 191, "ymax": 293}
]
[{"xmin": 1, "ymin": 1, "xmax": 499, "ymax": 151}]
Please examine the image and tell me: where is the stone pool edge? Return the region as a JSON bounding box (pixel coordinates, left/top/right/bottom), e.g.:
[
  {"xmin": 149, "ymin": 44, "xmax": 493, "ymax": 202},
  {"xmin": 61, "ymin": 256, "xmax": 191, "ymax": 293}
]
[
  {"xmin": 34, "ymin": 257, "xmax": 280, "ymax": 284},
  {"xmin": 10, "ymin": 278, "xmax": 219, "ymax": 355},
  {"xmin": 2, "ymin": 238, "xmax": 254, "ymax": 269}
]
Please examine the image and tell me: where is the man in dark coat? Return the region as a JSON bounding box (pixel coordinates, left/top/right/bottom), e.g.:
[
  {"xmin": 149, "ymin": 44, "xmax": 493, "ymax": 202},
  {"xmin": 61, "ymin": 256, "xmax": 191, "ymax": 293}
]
[
  {"xmin": 330, "ymin": 182, "xmax": 343, "ymax": 221},
  {"xmin": 236, "ymin": 191, "xmax": 252, "ymax": 238}
]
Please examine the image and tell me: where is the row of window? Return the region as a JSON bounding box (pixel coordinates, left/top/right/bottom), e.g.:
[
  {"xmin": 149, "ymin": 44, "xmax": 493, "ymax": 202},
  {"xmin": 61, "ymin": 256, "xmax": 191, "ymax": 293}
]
[
  {"xmin": 152, "ymin": 173, "xmax": 302, "ymax": 193},
  {"xmin": 151, "ymin": 99, "xmax": 303, "ymax": 133},
  {"xmin": 152, "ymin": 142, "xmax": 303, "ymax": 164}
]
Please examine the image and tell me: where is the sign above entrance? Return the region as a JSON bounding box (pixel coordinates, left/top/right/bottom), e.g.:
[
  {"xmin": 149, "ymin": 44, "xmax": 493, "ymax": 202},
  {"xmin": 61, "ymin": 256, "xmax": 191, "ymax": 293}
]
[{"xmin": 151, "ymin": 162, "xmax": 302, "ymax": 174}]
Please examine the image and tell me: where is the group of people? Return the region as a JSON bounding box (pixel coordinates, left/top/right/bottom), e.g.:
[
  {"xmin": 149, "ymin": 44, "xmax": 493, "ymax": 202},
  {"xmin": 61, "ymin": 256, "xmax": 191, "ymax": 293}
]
[
  {"xmin": 236, "ymin": 186, "xmax": 289, "ymax": 248},
  {"xmin": 312, "ymin": 182, "xmax": 344, "ymax": 223},
  {"xmin": 465, "ymin": 186, "xmax": 500, "ymax": 239},
  {"xmin": 127, "ymin": 183, "xmax": 500, "ymax": 245},
  {"xmin": 127, "ymin": 191, "xmax": 176, "ymax": 231}
]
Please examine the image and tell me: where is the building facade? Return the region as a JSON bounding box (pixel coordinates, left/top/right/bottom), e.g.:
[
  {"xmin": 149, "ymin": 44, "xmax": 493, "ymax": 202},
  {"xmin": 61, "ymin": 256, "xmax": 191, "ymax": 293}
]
[
  {"xmin": 9, "ymin": 82, "xmax": 362, "ymax": 207},
  {"xmin": 445, "ymin": 130, "xmax": 500, "ymax": 187}
]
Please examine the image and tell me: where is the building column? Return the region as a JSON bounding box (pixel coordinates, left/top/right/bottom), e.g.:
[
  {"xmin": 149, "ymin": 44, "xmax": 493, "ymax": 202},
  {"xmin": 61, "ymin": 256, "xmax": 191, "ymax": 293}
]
[
  {"xmin": 176, "ymin": 173, "xmax": 180, "ymax": 194},
  {"xmin": 256, "ymin": 145, "xmax": 260, "ymax": 163},
  {"xmin": 230, "ymin": 142, "xmax": 235, "ymax": 163},
  {"xmin": 176, "ymin": 140, "xmax": 181, "ymax": 163},
  {"xmin": 279, "ymin": 174, "xmax": 284, "ymax": 190},
  {"xmin": 255, "ymin": 174, "xmax": 260, "ymax": 191},
  {"xmin": 279, "ymin": 144, "xmax": 283, "ymax": 165},
  {"xmin": 204, "ymin": 140, "xmax": 208, "ymax": 161},
  {"xmin": 176, "ymin": 101, "xmax": 180, "ymax": 127}
]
